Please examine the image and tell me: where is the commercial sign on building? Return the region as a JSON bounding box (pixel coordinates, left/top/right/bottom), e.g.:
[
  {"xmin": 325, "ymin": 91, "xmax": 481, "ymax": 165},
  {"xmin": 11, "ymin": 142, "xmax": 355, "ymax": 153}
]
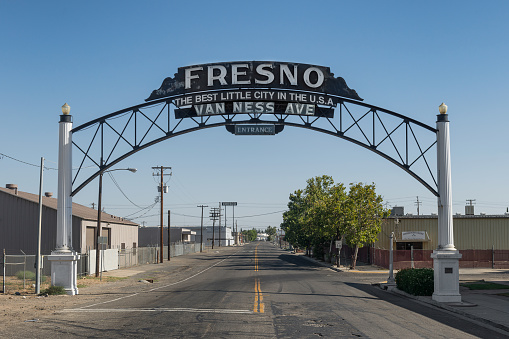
[
  {"xmin": 401, "ymin": 231, "xmax": 427, "ymax": 241},
  {"xmin": 146, "ymin": 61, "xmax": 362, "ymax": 120}
]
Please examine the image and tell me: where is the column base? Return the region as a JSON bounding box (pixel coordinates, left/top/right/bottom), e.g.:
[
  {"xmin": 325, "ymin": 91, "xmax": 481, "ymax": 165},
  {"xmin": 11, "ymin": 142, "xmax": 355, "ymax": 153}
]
[
  {"xmin": 431, "ymin": 250, "xmax": 462, "ymax": 303},
  {"xmin": 48, "ymin": 250, "xmax": 80, "ymax": 295}
]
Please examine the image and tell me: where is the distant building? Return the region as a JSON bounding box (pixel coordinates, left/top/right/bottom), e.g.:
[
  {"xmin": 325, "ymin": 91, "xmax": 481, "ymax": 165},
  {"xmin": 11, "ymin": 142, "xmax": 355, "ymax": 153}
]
[
  {"xmin": 187, "ymin": 226, "xmax": 234, "ymax": 247},
  {"xmin": 0, "ymin": 185, "xmax": 138, "ymax": 255},
  {"xmin": 257, "ymin": 233, "xmax": 268, "ymax": 241},
  {"xmin": 138, "ymin": 227, "xmax": 197, "ymax": 247}
]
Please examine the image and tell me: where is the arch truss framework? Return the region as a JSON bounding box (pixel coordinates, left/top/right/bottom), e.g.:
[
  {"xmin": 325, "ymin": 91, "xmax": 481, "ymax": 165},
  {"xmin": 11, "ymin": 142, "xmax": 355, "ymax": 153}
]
[{"xmin": 71, "ymin": 90, "xmax": 438, "ymax": 197}]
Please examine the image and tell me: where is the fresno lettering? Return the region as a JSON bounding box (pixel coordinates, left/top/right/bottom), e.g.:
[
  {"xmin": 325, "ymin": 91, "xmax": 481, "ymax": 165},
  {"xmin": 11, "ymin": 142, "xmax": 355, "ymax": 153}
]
[
  {"xmin": 147, "ymin": 61, "xmax": 363, "ymax": 102},
  {"xmin": 185, "ymin": 63, "xmax": 325, "ymax": 90}
]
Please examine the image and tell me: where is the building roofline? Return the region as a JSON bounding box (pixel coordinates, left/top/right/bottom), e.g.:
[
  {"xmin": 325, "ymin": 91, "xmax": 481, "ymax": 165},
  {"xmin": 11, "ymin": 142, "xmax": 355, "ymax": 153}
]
[{"xmin": 0, "ymin": 186, "xmax": 138, "ymax": 226}]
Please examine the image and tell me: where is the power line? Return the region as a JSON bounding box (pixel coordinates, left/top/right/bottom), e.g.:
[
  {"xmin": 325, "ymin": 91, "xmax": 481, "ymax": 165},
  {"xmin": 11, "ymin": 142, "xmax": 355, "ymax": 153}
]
[
  {"xmin": 107, "ymin": 172, "xmax": 144, "ymax": 209},
  {"xmin": 0, "ymin": 152, "xmax": 57, "ymax": 170},
  {"xmin": 235, "ymin": 210, "xmax": 287, "ymax": 219}
]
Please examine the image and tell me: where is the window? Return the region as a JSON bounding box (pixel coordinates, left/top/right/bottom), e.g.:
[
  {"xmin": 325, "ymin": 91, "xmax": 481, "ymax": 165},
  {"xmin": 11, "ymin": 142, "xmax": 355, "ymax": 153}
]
[{"xmin": 396, "ymin": 242, "xmax": 423, "ymax": 250}]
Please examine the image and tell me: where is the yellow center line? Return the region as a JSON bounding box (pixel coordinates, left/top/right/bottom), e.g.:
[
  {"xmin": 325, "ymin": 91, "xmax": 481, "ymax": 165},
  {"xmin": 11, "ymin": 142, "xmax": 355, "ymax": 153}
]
[
  {"xmin": 254, "ymin": 243, "xmax": 260, "ymax": 271},
  {"xmin": 253, "ymin": 278, "xmax": 264, "ymax": 313},
  {"xmin": 253, "ymin": 244, "xmax": 264, "ymax": 313}
]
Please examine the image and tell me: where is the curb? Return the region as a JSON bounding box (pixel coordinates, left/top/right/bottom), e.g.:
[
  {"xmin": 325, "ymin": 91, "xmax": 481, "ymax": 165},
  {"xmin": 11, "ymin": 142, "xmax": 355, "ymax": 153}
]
[{"xmin": 294, "ymin": 253, "xmax": 344, "ymax": 272}]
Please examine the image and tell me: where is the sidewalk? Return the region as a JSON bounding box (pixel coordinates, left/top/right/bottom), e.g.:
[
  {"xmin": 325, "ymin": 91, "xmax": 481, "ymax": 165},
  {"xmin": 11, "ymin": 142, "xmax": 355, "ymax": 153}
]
[{"xmin": 296, "ymin": 253, "xmax": 509, "ymax": 334}]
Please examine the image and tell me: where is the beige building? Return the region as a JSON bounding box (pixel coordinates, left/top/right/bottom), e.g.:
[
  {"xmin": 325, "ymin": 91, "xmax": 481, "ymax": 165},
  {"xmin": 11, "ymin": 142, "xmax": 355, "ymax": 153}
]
[
  {"xmin": 0, "ymin": 184, "xmax": 138, "ymax": 255},
  {"xmin": 375, "ymin": 214, "xmax": 509, "ymax": 251},
  {"xmin": 368, "ymin": 207, "xmax": 509, "ymax": 269}
]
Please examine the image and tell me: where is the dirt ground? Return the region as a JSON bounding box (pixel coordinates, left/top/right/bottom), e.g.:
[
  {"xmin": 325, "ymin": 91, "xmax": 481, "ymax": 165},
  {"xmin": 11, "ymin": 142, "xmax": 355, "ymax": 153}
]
[{"xmin": 0, "ymin": 275, "xmax": 136, "ymax": 329}]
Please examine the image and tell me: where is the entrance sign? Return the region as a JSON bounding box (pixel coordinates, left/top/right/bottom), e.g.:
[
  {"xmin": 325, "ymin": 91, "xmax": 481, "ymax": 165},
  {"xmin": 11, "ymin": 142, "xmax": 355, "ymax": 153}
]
[
  {"xmin": 59, "ymin": 60, "xmax": 459, "ymax": 302},
  {"xmin": 234, "ymin": 125, "xmax": 276, "ymax": 135},
  {"xmin": 71, "ymin": 60, "xmax": 440, "ymax": 199}
]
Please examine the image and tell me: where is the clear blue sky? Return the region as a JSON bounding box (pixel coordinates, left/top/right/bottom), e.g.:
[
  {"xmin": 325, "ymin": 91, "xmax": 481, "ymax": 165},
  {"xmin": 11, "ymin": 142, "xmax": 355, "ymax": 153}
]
[{"xmin": 1, "ymin": 1, "xmax": 508, "ymax": 230}]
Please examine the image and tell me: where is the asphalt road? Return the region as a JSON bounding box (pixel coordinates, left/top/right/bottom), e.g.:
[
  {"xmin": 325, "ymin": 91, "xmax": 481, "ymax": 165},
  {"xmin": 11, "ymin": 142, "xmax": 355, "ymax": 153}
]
[{"xmin": 8, "ymin": 242, "xmax": 509, "ymax": 338}]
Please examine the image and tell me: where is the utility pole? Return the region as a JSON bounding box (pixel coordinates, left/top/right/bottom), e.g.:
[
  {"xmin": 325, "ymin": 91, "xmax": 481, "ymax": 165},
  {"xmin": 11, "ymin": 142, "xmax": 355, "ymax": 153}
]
[
  {"xmin": 197, "ymin": 205, "xmax": 208, "ymax": 252},
  {"xmin": 218, "ymin": 203, "xmax": 222, "ymax": 247},
  {"xmin": 152, "ymin": 166, "xmax": 171, "ymax": 263},
  {"xmin": 415, "ymin": 196, "xmax": 422, "ymax": 215},
  {"xmin": 209, "ymin": 207, "xmax": 220, "ymax": 249},
  {"xmin": 167, "ymin": 210, "xmax": 171, "ymax": 261}
]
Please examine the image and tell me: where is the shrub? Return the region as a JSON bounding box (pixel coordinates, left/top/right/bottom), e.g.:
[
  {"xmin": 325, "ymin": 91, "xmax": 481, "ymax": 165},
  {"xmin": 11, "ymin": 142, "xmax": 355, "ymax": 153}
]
[
  {"xmin": 395, "ymin": 268, "xmax": 434, "ymax": 296},
  {"xmin": 40, "ymin": 285, "xmax": 67, "ymax": 295}
]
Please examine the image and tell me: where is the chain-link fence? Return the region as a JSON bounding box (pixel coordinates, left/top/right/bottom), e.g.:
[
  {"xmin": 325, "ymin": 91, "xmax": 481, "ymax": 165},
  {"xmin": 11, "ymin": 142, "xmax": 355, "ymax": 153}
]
[
  {"xmin": 1, "ymin": 251, "xmax": 89, "ymax": 293},
  {"xmin": 3, "ymin": 242, "xmax": 210, "ymax": 293}
]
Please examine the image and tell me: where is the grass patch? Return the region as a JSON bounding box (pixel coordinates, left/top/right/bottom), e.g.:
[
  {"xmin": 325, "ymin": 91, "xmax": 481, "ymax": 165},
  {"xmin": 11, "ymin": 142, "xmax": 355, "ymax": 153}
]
[
  {"xmin": 15, "ymin": 271, "xmax": 47, "ymax": 282},
  {"xmin": 461, "ymin": 281, "xmax": 509, "ymax": 290},
  {"xmin": 40, "ymin": 285, "xmax": 66, "ymax": 295},
  {"xmin": 16, "ymin": 270, "xmax": 36, "ymax": 280},
  {"xmin": 105, "ymin": 276, "xmax": 128, "ymax": 282},
  {"xmin": 81, "ymin": 275, "xmax": 127, "ymax": 282}
]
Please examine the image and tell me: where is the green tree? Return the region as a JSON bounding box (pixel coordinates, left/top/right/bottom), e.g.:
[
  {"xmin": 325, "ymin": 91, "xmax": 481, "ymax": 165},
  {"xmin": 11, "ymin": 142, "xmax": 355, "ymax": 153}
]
[
  {"xmin": 242, "ymin": 228, "xmax": 258, "ymax": 242},
  {"xmin": 265, "ymin": 226, "xmax": 277, "ymax": 241},
  {"xmin": 281, "ymin": 189, "xmax": 313, "ymax": 254},
  {"xmin": 343, "ymin": 182, "xmax": 389, "ymax": 269},
  {"xmin": 303, "ymin": 175, "xmax": 336, "ymax": 259}
]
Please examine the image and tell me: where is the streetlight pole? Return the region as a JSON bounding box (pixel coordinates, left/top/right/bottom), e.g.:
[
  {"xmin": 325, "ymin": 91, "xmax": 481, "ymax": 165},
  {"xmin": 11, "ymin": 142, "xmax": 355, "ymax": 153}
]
[
  {"xmin": 388, "ymin": 232, "xmax": 395, "ymax": 284},
  {"xmin": 95, "ymin": 167, "xmax": 137, "ymax": 277},
  {"xmin": 35, "ymin": 157, "xmax": 44, "ymax": 294}
]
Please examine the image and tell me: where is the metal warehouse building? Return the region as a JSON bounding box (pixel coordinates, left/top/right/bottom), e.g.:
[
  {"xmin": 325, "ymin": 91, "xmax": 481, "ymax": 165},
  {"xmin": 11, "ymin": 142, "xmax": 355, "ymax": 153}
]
[
  {"xmin": 0, "ymin": 184, "xmax": 139, "ymax": 255},
  {"xmin": 368, "ymin": 207, "xmax": 509, "ymax": 269}
]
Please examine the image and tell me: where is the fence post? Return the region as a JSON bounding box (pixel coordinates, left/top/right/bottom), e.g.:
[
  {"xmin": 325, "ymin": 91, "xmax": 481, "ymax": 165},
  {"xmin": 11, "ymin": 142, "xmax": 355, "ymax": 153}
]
[
  {"xmin": 492, "ymin": 245, "xmax": 495, "ymax": 269},
  {"xmin": 411, "ymin": 245, "xmax": 414, "ymax": 269},
  {"xmin": 2, "ymin": 249, "xmax": 5, "ymax": 294}
]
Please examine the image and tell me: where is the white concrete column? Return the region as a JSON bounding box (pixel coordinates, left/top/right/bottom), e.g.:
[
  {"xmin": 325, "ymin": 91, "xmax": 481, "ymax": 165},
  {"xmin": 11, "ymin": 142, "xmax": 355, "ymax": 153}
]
[
  {"xmin": 432, "ymin": 103, "xmax": 461, "ymax": 303},
  {"xmin": 436, "ymin": 108, "xmax": 455, "ymax": 250},
  {"xmin": 49, "ymin": 103, "xmax": 79, "ymax": 295},
  {"xmin": 56, "ymin": 112, "xmax": 73, "ymax": 251}
]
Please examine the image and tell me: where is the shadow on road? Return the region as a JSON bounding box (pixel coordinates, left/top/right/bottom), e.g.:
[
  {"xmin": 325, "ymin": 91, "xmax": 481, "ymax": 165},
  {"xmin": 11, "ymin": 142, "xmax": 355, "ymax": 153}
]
[{"xmin": 344, "ymin": 282, "xmax": 508, "ymax": 339}]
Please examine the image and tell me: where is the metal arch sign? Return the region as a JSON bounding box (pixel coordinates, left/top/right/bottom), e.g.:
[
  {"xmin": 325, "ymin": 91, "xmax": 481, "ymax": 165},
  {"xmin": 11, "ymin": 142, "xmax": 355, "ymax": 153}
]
[
  {"xmin": 70, "ymin": 60, "xmax": 440, "ymax": 197},
  {"xmin": 145, "ymin": 61, "xmax": 363, "ymax": 120}
]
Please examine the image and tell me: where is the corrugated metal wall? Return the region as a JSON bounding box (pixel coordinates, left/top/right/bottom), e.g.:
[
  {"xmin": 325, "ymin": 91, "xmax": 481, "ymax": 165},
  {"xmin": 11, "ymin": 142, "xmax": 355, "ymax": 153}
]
[
  {"xmin": 0, "ymin": 191, "xmax": 81, "ymax": 254},
  {"xmin": 375, "ymin": 216, "xmax": 509, "ymax": 250}
]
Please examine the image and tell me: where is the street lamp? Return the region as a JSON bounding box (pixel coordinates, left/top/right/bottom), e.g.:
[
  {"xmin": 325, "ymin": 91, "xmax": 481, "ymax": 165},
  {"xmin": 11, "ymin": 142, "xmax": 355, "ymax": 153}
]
[
  {"xmin": 95, "ymin": 167, "xmax": 137, "ymax": 277},
  {"xmin": 62, "ymin": 103, "xmax": 70, "ymax": 115},
  {"xmin": 438, "ymin": 102, "xmax": 447, "ymax": 114}
]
